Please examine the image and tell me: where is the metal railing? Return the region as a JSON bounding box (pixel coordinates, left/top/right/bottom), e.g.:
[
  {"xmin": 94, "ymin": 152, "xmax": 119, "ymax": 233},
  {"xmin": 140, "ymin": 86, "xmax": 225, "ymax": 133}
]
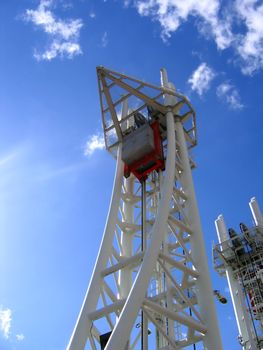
[{"xmin": 213, "ymin": 226, "xmax": 263, "ymax": 275}]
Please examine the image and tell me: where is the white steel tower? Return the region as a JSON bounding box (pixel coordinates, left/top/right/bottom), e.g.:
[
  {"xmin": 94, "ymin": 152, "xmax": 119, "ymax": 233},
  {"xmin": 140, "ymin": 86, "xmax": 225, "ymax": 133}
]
[
  {"xmin": 214, "ymin": 197, "xmax": 263, "ymax": 350},
  {"xmin": 67, "ymin": 67, "xmax": 222, "ymax": 350}
]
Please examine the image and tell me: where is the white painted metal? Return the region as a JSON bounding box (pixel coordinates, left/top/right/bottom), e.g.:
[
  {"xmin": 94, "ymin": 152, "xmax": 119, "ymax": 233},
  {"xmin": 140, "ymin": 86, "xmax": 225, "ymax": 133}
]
[
  {"xmin": 215, "ymin": 215, "xmax": 229, "ymax": 243},
  {"xmin": 118, "ymin": 176, "xmax": 134, "ymax": 296},
  {"xmin": 118, "ymin": 99, "xmax": 133, "ymax": 302},
  {"xmin": 105, "ymin": 108, "xmax": 176, "ymax": 350},
  {"xmin": 175, "ymin": 118, "xmax": 222, "ymax": 350},
  {"xmin": 160, "ymin": 69, "xmax": 177, "ymax": 350},
  {"xmin": 249, "ymin": 197, "xmax": 263, "ymax": 227},
  {"xmin": 67, "ymin": 67, "xmax": 222, "ymax": 350},
  {"xmin": 214, "ymin": 199, "xmax": 263, "ymax": 350},
  {"xmin": 215, "ymin": 216, "xmax": 255, "ymax": 350},
  {"xmin": 67, "ymin": 147, "xmax": 124, "ymax": 350}
]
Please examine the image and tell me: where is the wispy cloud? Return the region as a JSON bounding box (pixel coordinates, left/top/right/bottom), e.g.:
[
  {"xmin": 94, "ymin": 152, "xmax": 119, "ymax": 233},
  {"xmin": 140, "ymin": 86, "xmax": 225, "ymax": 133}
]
[
  {"xmin": 89, "ymin": 11, "xmax": 96, "ymax": 19},
  {"xmin": 0, "ymin": 307, "xmax": 12, "ymax": 339},
  {"xmin": 101, "ymin": 31, "xmax": 109, "ymax": 48},
  {"xmin": 84, "ymin": 134, "xmax": 105, "ymax": 156},
  {"xmin": 188, "ymin": 63, "xmax": 215, "ymax": 96},
  {"xmin": 0, "ymin": 151, "xmax": 19, "ymax": 167},
  {"xmin": 16, "ymin": 333, "xmax": 25, "ymax": 341},
  {"xmin": 217, "ymin": 82, "xmax": 244, "ymax": 110},
  {"xmin": 37, "ymin": 162, "xmax": 85, "ymax": 181},
  {"xmin": 23, "ymin": 0, "xmax": 83, "ymax": 61},
  {"xmin": 0, "ymin": 306, "xmax": 25, "ymax": 343},
  {"xmin": 124, "ymin": 0, "xmax": 132, "ymax": 7},
  {"xmin": 133, "ymin": 0, "xmax": 233, "ymax": 47}
]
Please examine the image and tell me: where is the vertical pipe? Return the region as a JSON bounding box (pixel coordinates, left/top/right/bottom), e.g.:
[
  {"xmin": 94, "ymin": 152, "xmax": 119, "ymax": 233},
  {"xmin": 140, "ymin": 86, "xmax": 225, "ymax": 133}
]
[
  {"xmin": 249, "ymin": 197, "xmax": 263, "ymax": 227},
  {"xmin": 160, "ymin": 68, "xmax": 169, "ymax": 88},
  {"xmin": 175, "ymin": 118, "xmax": 222, "ymax": 350},
  {"xmin": 215, "ymin": 216, "xmax": 256, "ymax": 350},
  {"xmin": 216, "ymin": 215, "xmax": 229, "ymax": 243}
]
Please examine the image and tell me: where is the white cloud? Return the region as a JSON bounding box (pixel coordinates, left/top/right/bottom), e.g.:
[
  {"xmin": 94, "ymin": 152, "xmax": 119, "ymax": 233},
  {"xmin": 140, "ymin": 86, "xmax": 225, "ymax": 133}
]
[
  {"xmin": 124, "ymin": 0, "xmax": 132, "ymax": 7},
  {"xmin": 188, "ymin": 63, "xmax": 215, "ymax": 96},
  {"xmin": 16, "ymin": 333, "xmax": 25, "ymax": 341},
  {"xmin": 235, "ymin": 0, "xmax": 263, "ymax": 75},
  {"xmin": 60, "ymin": 1, "xmax": 73, "ymax": 10},
  {"xmin": 34, "ymin": 41, "xmax": 81, "ymax": 61},
  {"xmin": 101, "ymin": 31, "xmax": 109, "ymax": 48},
  {"xmin": 84, "ymin": 134, "xmax": 105, "ymax": 156},
  {"xmin": 133, "ymin": 0, "xmax": 233, "ymax": 48},
  {"xmin": 23, "ymin": 0, "xmax": 83, "ymax": 61},
  {"xmin": 0, "ymin": 307, "xmax": 12, "ymax": 339},
  {"xmin": 125, "ymin": 0, "xmax": 263, "ymax": 75},
  {"xmin": 217, "ymin": 82, "xmax": 244, "ymax": 110},
  {"xmin": 89, "ymin": 11, "xmax": 96, "ymax": 19}
]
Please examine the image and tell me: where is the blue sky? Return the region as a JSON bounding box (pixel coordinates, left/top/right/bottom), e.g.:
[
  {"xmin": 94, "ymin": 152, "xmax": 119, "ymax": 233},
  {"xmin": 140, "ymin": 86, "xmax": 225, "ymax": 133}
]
[{"xmin": 1, "ymin": 0, "xmax": 263, "ymax": 349}]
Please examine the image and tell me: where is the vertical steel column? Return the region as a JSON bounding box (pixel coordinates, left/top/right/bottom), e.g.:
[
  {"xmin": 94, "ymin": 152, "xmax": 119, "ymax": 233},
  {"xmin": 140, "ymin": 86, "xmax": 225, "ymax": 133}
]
[{"xmin": 175, "ymin": 118, "xmax": 222, "ymax": 350}]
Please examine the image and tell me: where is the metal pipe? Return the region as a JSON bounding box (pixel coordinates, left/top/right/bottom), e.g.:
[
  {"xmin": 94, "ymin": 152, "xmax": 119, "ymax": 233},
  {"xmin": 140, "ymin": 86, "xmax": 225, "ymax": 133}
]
[
  {"xmin": 249, "ymin": 197, "xmax": 263, "ymax": 227},
  {"xmin": 160, "ymin": 68, "xmax": 169, "ymax": 88},
  {"xmin": 216, "ymin": 214, "xmax": 229, "ymax": 243}
]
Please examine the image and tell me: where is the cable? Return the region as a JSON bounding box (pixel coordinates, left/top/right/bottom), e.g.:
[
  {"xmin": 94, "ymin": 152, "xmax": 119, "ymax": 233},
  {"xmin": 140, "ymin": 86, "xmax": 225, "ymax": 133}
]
[{"xmin": 141, "ymin": 178, "xmax": 146, "ymax": 350}]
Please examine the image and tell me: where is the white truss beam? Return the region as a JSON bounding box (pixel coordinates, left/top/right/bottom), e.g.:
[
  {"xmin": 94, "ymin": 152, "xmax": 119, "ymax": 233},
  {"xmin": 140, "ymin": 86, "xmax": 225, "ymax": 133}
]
[{"xmin": 67, "ymin": 67, "xmax": 222, "ymax": 350}]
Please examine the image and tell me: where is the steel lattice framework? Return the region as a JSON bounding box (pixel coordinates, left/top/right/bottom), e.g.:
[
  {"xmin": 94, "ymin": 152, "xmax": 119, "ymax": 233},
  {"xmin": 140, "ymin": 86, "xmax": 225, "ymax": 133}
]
[
  {"xmin": 67, "ymin": 67, "xmax": 222, "ymax": 350},
  {"xmin": 214, "ymin": 198, "xmax": 263, "ymax": 350}
]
